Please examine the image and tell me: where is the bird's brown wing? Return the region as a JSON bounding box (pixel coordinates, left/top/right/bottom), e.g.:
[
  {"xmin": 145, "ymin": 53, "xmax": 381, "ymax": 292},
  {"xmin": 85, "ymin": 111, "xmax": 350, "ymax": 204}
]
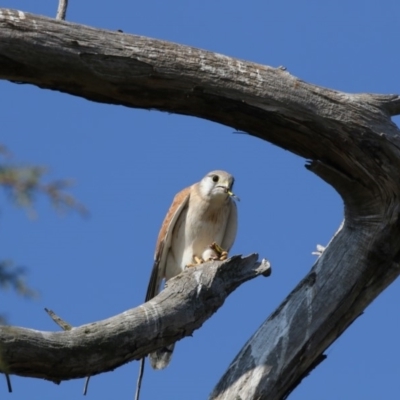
[
  {"xmin": 145, "ymin": 185, "xmax": 191, "ymax": 301},
  {"xmin": 136, "ymin": 184, "xmax": 192, "ymax": 399}
]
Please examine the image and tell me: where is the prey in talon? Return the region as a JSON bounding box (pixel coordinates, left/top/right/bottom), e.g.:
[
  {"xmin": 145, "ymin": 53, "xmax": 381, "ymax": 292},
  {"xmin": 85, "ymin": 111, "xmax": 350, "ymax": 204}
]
[{"xmin": 209, "ymin": 242, "xmax": 229, "ymax": 261}]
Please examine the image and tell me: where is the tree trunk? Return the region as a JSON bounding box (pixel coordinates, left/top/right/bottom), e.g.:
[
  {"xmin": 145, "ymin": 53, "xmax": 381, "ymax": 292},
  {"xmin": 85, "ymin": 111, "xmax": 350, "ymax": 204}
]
[{"xmin": 1, "ymin": 8, "xmax": 400, "ymax": 399}]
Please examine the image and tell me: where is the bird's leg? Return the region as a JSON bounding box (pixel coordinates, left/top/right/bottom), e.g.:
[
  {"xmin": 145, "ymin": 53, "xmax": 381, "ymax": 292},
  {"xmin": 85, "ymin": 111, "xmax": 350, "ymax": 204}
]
[
  {"xmin": 186, "ymin": 255, "xmax": 205, "ymax": 268},
  {"xmin": 209, "ymin": 242, "xmax": 228, "ymax": 261}
]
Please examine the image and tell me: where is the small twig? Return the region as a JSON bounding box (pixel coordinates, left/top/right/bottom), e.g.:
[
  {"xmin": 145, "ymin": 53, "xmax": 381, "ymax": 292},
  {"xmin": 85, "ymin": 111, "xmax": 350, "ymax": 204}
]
[
  {"xmin": 56, "ymin": 0, "xmax": 68, "ymax": 20},
  {"xmin": 44, "ymin": 308, "xmax": 72, "ymax": 331},
  {"xmin": 5, "ymin": 373, "xmax": 12, "ymax": 393},
  {"xmin": 83, "ymin": 376, "xmax": 90, "ymax": 395},
  {"xmin": 44, "ymin": 307, "xmax": 93, "ymax": 391},
  {"xmin": 44, "ymin": 307, "xmax": 73, "ymax": 385},
  {"xmin": 134, "ymin": 358, "xmax": 145, "ymax": 400}
]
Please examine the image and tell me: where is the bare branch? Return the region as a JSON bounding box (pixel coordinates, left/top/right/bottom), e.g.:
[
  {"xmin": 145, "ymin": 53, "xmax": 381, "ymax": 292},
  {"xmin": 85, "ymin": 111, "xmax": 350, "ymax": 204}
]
[
  {"xmin": 1, "ymin": 9, "xmax": 400, "ymax": 400},
  {"xmin": 44, "ymin": 308, "xmax": 73, "ymax": 331},
  {"xmin": 56, "ymin": 0, "xmax": 68, "ymax": 20},
  {"xmin": 0, "ymin": 255, "xmax": 269, "ymax": 380},
  {"xmin": 0, "ymin": 10, "xmax": 399, "ymax": 148},
  {"xmin": 5, "ymin": 373, "xmax": 12, "ymax": 393}
]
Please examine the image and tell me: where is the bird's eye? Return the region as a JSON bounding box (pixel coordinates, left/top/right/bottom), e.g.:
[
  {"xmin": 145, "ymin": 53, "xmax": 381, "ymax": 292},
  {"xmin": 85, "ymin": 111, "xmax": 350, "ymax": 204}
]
[{"xmin": 212, "ymin": 175, "xmax": 219, "ymax": 183}]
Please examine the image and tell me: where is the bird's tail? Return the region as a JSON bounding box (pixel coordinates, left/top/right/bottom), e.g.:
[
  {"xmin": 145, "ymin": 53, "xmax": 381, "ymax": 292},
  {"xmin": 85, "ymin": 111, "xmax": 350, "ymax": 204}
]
[
  {"xmin": 134, "ymin": 344, "xmax": 175, "ymax": 400},
  {"xmin": 149, "ymin": 343, "xmax": 175, "ymax": 369}
]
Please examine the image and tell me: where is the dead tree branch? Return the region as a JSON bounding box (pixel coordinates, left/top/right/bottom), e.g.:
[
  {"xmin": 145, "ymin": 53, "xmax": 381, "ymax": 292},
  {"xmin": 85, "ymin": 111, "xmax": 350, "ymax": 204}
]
[
  {"xmin": 56, "ymin": 0, "xmax": 68, "ymax": 20},
  {"xmin": 0, "ymin": 255, "xmax": 269, "ymax": 380},
  {"xmin": 1, "ymin": 8, "xmax": 400, "ymax": 399}
]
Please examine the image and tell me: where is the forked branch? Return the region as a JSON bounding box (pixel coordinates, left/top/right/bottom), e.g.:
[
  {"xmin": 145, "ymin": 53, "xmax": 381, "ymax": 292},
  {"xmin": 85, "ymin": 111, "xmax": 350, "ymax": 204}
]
[{"xmin": 0, "ymin": 9, "xmax": 400, "ymax": 400}]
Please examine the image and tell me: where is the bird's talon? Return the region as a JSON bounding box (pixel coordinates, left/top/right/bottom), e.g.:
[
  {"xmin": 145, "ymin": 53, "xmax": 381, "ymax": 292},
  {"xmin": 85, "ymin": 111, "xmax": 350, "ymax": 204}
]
[{"xmin": 186, "ymin": 255, "xmax": 205, "ymax": 268}]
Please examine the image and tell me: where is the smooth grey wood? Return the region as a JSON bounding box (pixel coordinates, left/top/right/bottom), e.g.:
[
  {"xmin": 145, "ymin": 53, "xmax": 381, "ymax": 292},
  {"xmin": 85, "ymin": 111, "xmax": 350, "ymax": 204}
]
[{"xmin": 1, "ymin": 8, "xmax": 400, "ymax": 399}]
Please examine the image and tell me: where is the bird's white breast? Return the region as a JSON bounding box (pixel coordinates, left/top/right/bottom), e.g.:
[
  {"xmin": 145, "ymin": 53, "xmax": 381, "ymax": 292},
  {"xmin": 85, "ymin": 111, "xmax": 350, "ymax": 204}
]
[{"xmin": 164, "ymin": 189, "xmax": 232, "ymax": 280}]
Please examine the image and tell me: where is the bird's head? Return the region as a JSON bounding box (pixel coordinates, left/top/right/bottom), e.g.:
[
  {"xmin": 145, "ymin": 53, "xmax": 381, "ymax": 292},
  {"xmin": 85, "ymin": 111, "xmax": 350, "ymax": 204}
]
[{"xmin": 199, "ymin": 170, "xmax": 240, "ymax": 202}]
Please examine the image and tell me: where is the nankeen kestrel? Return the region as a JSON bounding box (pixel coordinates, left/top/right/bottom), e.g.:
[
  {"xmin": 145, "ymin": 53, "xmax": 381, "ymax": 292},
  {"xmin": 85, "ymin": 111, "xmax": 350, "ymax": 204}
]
[
  {"xmin": 146, "ymin": 170, "xmax": 239, "ymax": 369},
  {"xmin": 135, "ymin": 171, "xmax": 239, "ymax": 400}
]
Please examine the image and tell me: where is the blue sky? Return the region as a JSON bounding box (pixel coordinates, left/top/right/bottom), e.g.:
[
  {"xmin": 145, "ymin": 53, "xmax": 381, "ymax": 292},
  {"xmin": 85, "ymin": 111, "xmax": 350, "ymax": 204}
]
[{"xmin": 1, "ymin": 1, "xmax": 400, "ymax": 399}]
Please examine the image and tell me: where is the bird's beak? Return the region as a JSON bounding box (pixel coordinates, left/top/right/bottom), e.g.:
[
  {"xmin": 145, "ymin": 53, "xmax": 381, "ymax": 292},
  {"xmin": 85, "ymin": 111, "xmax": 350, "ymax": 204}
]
[{"xmin": 218, "ymin": 180, "xmax": 240, "ymax": 201}]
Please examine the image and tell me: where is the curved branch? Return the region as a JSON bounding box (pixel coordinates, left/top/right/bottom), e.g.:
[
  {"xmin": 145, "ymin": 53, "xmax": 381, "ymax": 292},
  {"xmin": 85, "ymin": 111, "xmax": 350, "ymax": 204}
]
[
  {"xmin": 0, "ymin": 255, "xmax": 269, "ymax": 380},
  {"xmin": 1, "ymin": 9, "xmax": 400, "ymax": 400},
  {"xmin": 0, "ymin": 10, "xmax": 399, "ymax": 172}
]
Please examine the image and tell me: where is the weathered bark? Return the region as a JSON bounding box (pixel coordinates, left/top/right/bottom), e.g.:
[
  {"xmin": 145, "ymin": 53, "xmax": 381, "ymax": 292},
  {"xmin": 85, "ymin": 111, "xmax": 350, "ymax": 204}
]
[
  {"xmin": 0, "ymin": 255, "xmax": 269, "ymax": 380},
  {"xmin": 1, "ymin": 8, "xmax": 400, "ymax": 400}
]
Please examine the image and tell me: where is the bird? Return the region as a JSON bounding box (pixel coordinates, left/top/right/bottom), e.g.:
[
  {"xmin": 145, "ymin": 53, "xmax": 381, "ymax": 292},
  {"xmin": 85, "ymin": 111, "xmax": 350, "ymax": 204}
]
[{"xmin": 135, "ymin": 170, "xmax": 239, "ymax": 400}]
